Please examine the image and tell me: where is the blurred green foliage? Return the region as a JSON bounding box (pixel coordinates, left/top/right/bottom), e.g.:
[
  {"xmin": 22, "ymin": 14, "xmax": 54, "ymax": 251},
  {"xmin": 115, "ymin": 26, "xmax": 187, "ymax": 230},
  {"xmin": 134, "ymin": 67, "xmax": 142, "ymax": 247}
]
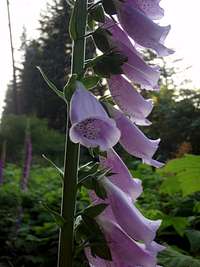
[
  {"xmin": 0, "ymin": 115, "xmax": 65, "ymax": 163},
  {"xmin": 0, "ymin": 155, "xmax": 199, "ymax": 266},
  {"xmin": 158, "ymin": 154, "xmax": 200, "ymax": 196},
  {"xmin": 144, "ymin": 87, "xmax": 200, "ymax": 160}
]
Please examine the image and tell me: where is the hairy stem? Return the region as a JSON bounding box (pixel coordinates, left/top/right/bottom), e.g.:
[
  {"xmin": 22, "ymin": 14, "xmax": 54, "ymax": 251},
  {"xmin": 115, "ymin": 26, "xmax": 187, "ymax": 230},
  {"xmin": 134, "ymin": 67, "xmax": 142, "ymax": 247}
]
[{"xmin": 57, "ymin": 0, "xmax": 87, "ymax": 267}]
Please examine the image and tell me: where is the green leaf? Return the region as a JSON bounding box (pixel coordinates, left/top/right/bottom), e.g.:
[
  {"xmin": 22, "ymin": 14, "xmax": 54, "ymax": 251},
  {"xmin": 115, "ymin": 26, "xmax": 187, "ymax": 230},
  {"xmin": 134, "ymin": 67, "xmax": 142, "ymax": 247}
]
[
  {"xmin": 160, "ymin": 216, "xmax": 189, "ymax": 236},
  {"xmin": 42, "ymin": 154, "xmax": 64, "ymax": 179},
  {"xmin": 159, "ymin": 246, "xmax": 200, "ymax": 267},
  {"xmin": 41, "ymin": 202, "xmax": 65, "ymax": 228},
  {"xmin": 37, "ymin": 67, "xmax": 65, "ymax": 102},
  {"xmin": 158, "ymin": 154, "xmax": 200, "ymax": 196},
  {"xmin": 63, "ymin": 74, "xmax": 77, "ymax": 101},
  {"xmin": 89, "ymin": 147, "xmax": 107, "ymax": 158},
  {"xmin": 88, "ymin": 14, "xmax": 96, "ymax": 31},
  {"xmin": 159, "ymin": 175, "xmax": 180, "ymax": 195},
  {"xmin": 185, "ymin": 230, "xmax": 200, "ymax": 253},
  {"xmin": 82, "ymin": 215, "xmax": 112, "ymax": 261},
  {"xmin": 193, "ymin": 202, "xmax": 200, "ymax": 213},
  {"xmin": 79, "ymin": 174, "xmax": 107, "ymax": 200},
  {"xmin": 83, "ymin": 204, "xmax": 108, "ymax": 218},
  {"xmin": 79, "ymin": 161, "xmax": 94, "ymax": 171},
  {"xmin": 81, "ymin": 76, "xmax": 101, "ymax": 89},
  {"xmin": 78, "ymin": 162, "xmax": 99, "ymax": 182},
  {"xmin": 93, "ymin": 28, "xmax": 113, "ymax": 53},
  {"xmin": 89, "ymin": 4, "xmax": 105, "ymax": 23},
  {"xmin": 93, "ymin": 52, "xmax": 128, "ymax": 78},
  {"xmin": 75, "ymin": 216, "xmax": 111, "ymax": 260},
  {"xmin": 90, "ymin": 242, "xmax": 112, "ymax": 261},
  {"xmin": 94, "ymin": 179, "xmax": 108, "ymax": 200}
]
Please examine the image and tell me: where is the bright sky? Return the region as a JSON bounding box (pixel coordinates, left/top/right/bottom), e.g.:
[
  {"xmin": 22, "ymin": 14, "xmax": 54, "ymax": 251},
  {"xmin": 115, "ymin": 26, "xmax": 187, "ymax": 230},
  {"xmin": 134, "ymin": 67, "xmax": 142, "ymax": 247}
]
[{"xmin": 1, "ymin": 0, "xmax": 200, "ymax": 115}]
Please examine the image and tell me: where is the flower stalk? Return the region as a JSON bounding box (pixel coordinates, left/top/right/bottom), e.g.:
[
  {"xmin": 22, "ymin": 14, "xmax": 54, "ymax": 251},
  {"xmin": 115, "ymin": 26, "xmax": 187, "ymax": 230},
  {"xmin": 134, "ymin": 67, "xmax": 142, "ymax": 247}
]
[{"xmin": 57, "ymin": 0, "xmax": 88, "ymax": 266}]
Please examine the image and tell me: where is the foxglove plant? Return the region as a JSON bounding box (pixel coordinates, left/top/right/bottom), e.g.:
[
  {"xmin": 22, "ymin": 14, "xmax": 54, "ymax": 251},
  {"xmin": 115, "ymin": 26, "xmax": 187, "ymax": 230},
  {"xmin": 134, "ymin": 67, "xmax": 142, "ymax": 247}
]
[
  {"xmin": 0, "ymin": 141, "xmax": 6, "ymax": 185},
  {"xmin": 38, "ymin": 0, "xmax": 173, "ymax": 266},
  {"xmin": 21, "ymin": 120, "xmax": 32, "ymax": 191},
  {"xmin": 0, "ymin": 159, "xmax": 4, "ymax": 185}
]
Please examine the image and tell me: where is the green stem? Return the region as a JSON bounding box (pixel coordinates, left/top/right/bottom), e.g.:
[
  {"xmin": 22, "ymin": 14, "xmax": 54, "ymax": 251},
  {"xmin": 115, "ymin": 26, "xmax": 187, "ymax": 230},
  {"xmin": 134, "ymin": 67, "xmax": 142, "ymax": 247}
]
[{"xmin": 57, "ymin": 0, "xmax": 87, "ymax": 267}]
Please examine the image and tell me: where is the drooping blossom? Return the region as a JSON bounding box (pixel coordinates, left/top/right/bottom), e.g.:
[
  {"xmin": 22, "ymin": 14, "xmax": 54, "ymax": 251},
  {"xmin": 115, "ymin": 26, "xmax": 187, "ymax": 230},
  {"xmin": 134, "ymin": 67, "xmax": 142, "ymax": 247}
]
[
  {"xmin": 69, "ymin": 82, "xmax": 120, "ymax": 150},
  {"xmin": 115, "ymin": 0, "xmax": 173, "ymax": 56},
  {"xmin": 108, "ymin": 75, "xmax": 153, "ymax": 125},
  {"xmin": 100, "ymin": 148, "xmax": 142, "ymax": 201},
  {"xmin": 102, "ymin": 19, "xmax": 160, "ymax": 89},
  {"xmin": 85, "ymin": 237, "xmax": 164, "ymax": 267},
  {"xmin": 108, "ymin": 106, "xmax": 163, "ymax": 168},
  {"xmin": 99, "ymin": 176, "xmax": 161, "ymax": 245},
  {"xmin": 94, "ymin": 216, "xmax": 158, "ymax": 267}
]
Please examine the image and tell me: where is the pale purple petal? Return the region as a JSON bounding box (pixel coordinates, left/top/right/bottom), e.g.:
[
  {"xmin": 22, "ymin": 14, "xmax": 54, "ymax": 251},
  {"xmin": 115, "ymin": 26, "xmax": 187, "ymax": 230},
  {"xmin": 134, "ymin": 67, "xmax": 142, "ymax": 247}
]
[
  {"xmin": 100, "ymin": 148, "xmax": 143, "ymax": 200},
  {"xmin": 121, "ymin": 44, "xmax": 160, "ymax": 90},
  {"xmin": 97, "ymin": 216, "xmax": 157, "ymax": 267},
  {"xmin": 146, "ymin": 241, "xmax": 165, "ymax": 256},
  {"xmin": 108, "ymin": 75, "xmax": 153, "ymax": 125},
  {"xmin": 103, "ymin": 17, "xmax": 136, "ymax": 51},
  {"xmin": 128, "ymin": 0, "xmax": 164, "ymax": 20},
  {"xmin": 100, "ymin": 177, "xmax": 161, "ymax": 245},
  {"xmin": 117, "ymin": 3, "xmax": 174, "ymax": 56},
  {"xmin": 69, "ymin": 82, "xmax": 120, "ymax": 150},
  {"xmin": 103, "ymin": 20, "xmax": 160, "ymax": 89},
  {"xmin": 70, "ymin": 116, "xmax": 120, "ymax": 151},
  {"xmin": 85, "ymin": 247, "xmax": 119, "ymax": 267},
  {"xmin": 109, "ymin": 107, "xmax": 164, "ymax": 167},
  {"xmin": 70, "ymin": 81, "xmax": 108, "ymax": 124}
]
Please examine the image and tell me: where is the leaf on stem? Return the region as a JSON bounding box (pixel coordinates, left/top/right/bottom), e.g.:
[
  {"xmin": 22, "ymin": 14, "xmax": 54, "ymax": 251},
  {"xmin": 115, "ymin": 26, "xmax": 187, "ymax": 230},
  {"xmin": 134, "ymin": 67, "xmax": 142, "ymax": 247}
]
[
  {"xmin": 83, "ymin": 203, "xmax": 108, "ymax": 218},
  {"xmin": 81, "ymin": 76, "xmax": 101, "ymax": 89},
  {"xmin": 42, "ymin": 154, "xmax": 64, "ymax": 179},
  {"xmin": 37, "ymin": 67, "xmax": 66, "ymax": 102},
  {"xmin": 41, "ymin": 202, "xmax": 65, "ymax": 228},
  {"xmin": 89, "ymin": 4, "xmax": 105, "ymax": 23},
  {"xmin": 75, "ymin": 215, "xmax": 112, "ymax": 261}
]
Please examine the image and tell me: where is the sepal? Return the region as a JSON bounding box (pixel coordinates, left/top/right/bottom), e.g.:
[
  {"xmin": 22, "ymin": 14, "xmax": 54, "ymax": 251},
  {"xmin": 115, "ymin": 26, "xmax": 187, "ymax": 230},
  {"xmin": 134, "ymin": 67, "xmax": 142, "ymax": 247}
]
[
  {"xmin": 93, "ymin": 28, "xmax": 113, "ymax": 53},
  {"xmin": 41, "ymin": 202, "xmax": 65, "ymax": 228},
  {"xmin": 81, "ymin": 75, "xmax": 101, "ymax": 89},
  {"xmin": 75, "ymin": 215, "xmax": 112, "ymax": 261},
  {"xmin": 89, "ymin": 4, "xmax": 105, "ymax": 23},
  {"xmin": 92, "ymin": 52, "xmax": 128, "ymax": 78}
]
